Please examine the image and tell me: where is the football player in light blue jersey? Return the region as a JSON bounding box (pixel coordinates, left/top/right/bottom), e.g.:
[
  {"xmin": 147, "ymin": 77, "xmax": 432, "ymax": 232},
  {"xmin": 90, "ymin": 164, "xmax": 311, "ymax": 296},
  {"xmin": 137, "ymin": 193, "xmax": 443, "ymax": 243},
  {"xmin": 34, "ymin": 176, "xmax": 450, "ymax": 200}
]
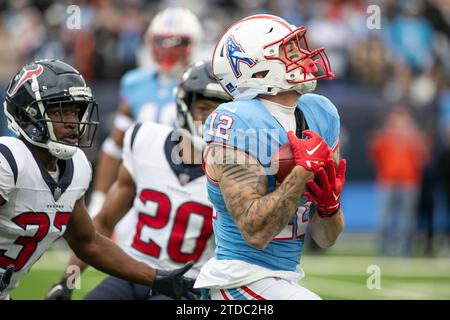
[
  {"xmin": 195, "ymin": 14, "xmax": 347, "ymax": 300},
  {"xmin": 89, "ymin": 7, "xmax": 203, "ymax": 220}
]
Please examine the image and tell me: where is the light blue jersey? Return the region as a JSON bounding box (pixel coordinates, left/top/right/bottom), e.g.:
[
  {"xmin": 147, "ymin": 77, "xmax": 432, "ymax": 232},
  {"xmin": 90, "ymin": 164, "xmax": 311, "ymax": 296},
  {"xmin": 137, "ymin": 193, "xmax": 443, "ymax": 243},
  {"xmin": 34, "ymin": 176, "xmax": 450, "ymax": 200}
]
[
  {"xmin": 120, "ymin": 69, "xmax": 177, "ymax": 126},
  {"xmin": 203, "ymin": 93, "xmax": 340, "ymax": 271}
]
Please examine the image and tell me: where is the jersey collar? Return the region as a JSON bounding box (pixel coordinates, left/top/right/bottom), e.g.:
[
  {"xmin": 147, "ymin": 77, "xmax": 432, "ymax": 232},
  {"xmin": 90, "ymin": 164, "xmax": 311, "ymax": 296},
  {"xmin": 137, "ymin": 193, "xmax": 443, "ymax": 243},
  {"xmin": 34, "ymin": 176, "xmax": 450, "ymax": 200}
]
[
  {"xmin": 27, "ymin": 143, "xmax": 74, "ymax": 201},
  {"xmin": 164, "ymin": 131, "xmax": 204, "ymax": 185}
]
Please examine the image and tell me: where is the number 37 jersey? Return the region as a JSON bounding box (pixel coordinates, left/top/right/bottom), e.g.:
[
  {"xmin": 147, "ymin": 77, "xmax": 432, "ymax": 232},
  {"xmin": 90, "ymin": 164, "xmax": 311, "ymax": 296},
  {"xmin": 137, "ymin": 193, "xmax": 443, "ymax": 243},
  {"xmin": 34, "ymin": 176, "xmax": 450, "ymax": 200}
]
[
  {"xmin": 0, "ymin": 137, "xmax": 91, "ymax": 298},
  {"xmin": 121, "ymin": 122, "xmax": 214, "ymax": 278}
]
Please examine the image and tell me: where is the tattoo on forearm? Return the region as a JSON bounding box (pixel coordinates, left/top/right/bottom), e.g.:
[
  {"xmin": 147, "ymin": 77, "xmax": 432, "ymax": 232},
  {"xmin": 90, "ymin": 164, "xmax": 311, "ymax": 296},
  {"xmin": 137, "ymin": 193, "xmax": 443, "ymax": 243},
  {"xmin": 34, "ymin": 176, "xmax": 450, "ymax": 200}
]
[{"xmin": 208, "ymin": 145, "xmax": 309, "ymax": 244}]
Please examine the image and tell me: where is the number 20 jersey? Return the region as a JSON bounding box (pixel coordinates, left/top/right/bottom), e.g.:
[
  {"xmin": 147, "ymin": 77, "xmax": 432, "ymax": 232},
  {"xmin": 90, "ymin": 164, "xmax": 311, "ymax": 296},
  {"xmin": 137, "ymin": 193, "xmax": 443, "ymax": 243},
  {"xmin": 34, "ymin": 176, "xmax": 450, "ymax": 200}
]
[
  {"xmin": 121, "ymin": 122, "xmax": 215, "ymax": 278},
  {"xmin": 0, "ymin": 137, "xmax": 91, "ymax": 298}
]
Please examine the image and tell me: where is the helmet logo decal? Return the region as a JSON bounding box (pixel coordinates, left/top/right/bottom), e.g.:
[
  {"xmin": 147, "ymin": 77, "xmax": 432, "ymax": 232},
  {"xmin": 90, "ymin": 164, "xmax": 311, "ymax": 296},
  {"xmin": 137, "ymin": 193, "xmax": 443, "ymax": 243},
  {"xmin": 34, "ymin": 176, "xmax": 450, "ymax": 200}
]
[
  {"xmin": 225, "ymin": 35, "xmax": 255, "ymax": 78},
  {"xmin": 9, "ymin": 64, "xmax": 44, "ymax": 96}
]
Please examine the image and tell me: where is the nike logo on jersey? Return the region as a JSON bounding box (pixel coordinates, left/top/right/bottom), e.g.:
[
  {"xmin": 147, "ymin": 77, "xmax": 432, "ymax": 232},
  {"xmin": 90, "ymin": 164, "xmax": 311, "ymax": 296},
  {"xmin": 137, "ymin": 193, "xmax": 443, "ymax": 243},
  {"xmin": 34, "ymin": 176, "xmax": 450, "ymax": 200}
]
[{"xmin": 306, "ymin": 141, "xmax": 323, "ymax": 156}]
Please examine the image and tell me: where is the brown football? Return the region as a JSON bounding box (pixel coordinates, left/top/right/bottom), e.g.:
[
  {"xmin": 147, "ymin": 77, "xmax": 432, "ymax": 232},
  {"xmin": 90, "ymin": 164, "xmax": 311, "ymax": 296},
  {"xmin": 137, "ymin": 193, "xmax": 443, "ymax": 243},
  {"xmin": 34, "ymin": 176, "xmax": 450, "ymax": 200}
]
[{"xmin": 271, "ymin": 143, "xmax": 295, "ymax": 183}]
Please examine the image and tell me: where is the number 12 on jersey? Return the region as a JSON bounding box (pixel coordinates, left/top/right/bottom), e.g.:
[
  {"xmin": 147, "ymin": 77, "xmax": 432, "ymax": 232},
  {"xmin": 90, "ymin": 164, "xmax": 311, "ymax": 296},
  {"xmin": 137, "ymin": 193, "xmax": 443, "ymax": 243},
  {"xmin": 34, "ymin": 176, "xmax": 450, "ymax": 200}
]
[{"xmin": 207, "ymin": 112, "xmax": 234, "ymax": 141}]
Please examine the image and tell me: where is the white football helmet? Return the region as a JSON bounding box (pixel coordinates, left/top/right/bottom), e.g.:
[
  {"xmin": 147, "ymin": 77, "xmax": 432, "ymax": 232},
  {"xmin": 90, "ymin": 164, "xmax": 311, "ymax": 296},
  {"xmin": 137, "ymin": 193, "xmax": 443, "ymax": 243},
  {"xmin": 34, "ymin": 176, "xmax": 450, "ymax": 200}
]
[
  {"xmin": 212, "ymin": 14, "xmax": 335, "ymax": 100},
  {"xmin": 145, "ymin": 7, "xmax": 203, "ymax": 72}
]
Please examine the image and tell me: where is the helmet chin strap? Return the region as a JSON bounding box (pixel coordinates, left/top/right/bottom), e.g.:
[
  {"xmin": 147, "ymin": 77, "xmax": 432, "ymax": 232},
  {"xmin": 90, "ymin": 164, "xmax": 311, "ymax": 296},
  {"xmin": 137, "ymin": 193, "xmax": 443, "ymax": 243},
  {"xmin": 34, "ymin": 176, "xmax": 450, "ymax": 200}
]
[
  {"xmin": 47, "ymin": 141, "xmax": 77, "ymax": 160},
  {"xmin": 30, "ymin": 74, "xmax": 77, "ymax": 160},
  {"xmin": 294, "ymin": 79, "xmax": 317, "ymax": 94}
]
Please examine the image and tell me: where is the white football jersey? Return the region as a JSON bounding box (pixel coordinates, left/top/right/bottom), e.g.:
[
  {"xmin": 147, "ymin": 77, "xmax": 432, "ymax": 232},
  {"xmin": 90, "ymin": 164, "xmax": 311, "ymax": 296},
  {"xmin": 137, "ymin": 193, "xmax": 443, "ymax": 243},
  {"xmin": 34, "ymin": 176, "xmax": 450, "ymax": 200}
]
[
  {"xmin": 121, "ymin": 122, "xmax": 214, "ymax": 278},
  {"xmin": 0, "ymin": 137, "xmax": 91, "ymax": 298}
]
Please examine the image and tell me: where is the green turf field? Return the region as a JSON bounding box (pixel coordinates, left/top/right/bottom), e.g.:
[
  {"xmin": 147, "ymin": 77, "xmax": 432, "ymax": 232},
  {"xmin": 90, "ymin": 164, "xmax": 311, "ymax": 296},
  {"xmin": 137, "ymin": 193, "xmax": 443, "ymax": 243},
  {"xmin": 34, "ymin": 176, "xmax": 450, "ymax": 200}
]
[{"xmin": 10, "ymin": 238, "xmax": 450, "ymax": 300}]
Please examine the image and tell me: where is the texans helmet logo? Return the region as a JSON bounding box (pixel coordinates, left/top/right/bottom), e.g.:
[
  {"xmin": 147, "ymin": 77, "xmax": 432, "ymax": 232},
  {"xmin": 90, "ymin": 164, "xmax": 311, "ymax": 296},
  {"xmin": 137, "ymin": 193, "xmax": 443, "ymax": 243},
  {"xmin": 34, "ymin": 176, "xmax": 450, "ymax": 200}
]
[
  {"xmin": 225, "ymin": 35, "xmax": 256, "ymax": 78},
  {"xmin": 8, "ymin": 64, "xmax": 44, "ymax": 96}
]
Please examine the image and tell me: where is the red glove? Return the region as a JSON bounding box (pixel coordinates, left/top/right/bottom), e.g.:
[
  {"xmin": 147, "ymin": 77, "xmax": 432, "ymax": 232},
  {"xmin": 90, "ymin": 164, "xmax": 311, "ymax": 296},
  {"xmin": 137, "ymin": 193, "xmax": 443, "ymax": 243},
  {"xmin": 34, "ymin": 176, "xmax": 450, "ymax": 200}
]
[
  {"xmin": 287, "ymin": 130, "xmax": 332, "ymax": 171},
  {"xmin": 304, "ymin": 158, "xmax": 346, "ymax": 216}
]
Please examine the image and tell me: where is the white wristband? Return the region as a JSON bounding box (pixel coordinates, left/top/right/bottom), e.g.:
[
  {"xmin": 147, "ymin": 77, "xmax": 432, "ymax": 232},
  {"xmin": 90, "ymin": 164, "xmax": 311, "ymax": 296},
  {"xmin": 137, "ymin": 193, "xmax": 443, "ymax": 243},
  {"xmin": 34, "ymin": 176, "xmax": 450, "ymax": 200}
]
[
  {"xmin": 114, "ymin": 114, "xmax": 133, "ymax": 132},
  {"xmin": 101, "ymin": 137, "xmax": 122, "ymax": 160},
  {"xmin": 87, "ymin": 190, "xmax": 106, "ymax": 218}
]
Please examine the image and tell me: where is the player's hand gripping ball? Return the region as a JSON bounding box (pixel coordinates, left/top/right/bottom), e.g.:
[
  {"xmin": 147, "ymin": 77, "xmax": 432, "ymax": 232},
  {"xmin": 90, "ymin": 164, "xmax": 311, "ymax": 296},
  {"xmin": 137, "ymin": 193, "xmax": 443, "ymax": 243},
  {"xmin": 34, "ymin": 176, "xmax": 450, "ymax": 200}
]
[{"xmin": 271, "ymin": 130, "xmax": 332, "ymax": 183}]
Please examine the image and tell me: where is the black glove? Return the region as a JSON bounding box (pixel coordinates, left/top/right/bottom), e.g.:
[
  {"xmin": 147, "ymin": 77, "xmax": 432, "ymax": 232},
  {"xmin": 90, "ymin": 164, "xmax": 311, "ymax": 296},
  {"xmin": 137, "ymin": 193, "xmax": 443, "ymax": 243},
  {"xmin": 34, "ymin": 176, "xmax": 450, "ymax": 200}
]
[
  {"xmin": 152, "ymin": 262, "xmax": 197, "ymax": 299},
  {"xmin": 45, "ymin": 277, "xmax": 74, "ymax": 300},
  {"xmin": 0, "ymin": 265, "xmax": 14, "ymax": 293}
]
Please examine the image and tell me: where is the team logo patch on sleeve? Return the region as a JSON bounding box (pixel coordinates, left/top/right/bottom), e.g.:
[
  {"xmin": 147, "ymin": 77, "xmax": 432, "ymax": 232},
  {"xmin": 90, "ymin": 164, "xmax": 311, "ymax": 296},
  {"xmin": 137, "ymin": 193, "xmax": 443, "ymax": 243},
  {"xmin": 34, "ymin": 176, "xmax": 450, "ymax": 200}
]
[{"xmin": 225, "ymin": 35, "xmax": 256, "ymax": 78}]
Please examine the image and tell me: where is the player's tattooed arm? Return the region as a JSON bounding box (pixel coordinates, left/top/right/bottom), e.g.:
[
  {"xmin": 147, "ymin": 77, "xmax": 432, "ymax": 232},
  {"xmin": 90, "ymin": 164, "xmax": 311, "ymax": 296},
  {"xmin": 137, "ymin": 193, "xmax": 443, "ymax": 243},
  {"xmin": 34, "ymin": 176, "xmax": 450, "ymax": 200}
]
[{"xmin": 206, "ymin": 145, "xmax": 314, "ymax": 249}]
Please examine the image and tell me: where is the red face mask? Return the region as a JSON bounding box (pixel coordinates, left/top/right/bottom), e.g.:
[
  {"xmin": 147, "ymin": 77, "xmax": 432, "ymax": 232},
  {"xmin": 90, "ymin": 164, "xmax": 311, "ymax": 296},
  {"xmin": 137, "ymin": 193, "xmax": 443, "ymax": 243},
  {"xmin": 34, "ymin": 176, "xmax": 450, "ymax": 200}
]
[
  {"xmin": 264, "ymin": 26, "xmax": 335, "ymax": 83},
  {"xmin": 150, "ymin": 35, "xmax": 192, "ymax": 72}
]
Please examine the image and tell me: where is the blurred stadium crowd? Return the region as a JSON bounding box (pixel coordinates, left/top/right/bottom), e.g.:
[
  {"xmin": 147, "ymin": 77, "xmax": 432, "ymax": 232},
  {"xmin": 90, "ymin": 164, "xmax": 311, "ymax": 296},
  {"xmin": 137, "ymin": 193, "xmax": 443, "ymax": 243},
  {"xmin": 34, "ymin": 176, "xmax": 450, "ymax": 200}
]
[{"xmin": 0, "ymin": 0, "xmax": 450, "ymax": 256}]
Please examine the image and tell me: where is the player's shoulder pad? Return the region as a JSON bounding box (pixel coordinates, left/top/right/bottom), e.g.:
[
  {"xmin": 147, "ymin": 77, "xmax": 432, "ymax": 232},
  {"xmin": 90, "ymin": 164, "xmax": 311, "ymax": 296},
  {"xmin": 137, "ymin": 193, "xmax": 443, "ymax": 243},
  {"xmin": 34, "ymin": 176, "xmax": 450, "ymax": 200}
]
[
  {"xmin": 298, "ymin": 93, "xmax": 340, "ymax": 119},
  {"xmin": 210, "ymin": 100, "xmax": 260, "ymax": 126},
  {"xmin": 0, "ymin": 137, "xmax": 21, "ymax": 183},
  {"xmin": 298, "ymin": 93, "xmax": 340, "ymax": 150},
  {"xmin": 123, "ymin": 121, "xmax": 172, "ymax": 153},
  {"xmin": 0, "ymin": 136, "xmax": 29, "ymax": 182}
]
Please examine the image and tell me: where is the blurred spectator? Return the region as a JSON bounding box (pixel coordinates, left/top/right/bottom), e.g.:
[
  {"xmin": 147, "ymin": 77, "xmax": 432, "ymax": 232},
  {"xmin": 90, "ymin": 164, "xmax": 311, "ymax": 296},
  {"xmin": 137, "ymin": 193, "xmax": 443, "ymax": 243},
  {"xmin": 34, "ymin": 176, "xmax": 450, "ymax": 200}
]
[
  {"xmin": 349, "ymin": 34, "xmax": 389, "ymax": 87},
  {"xmin": 33, "ymin": 3, "xmax": 68, "ymax": 61},
  {"xmin": 61, "ymin": 0, "xmax": 98, "ymax": 80},
  {"xmin": 387, "ymin": 1, "xmax": 434, "ymax": 73},
  {"xmin": 0, "ymin": 15, "xmax": 18, "ymax": 79},
  {"xmin": 5, "ymin": 4, "xmax": 46, "ymax": 65},
  {"xmin": 383, "ymin": 62, "xmax": 413, "ymax": 104},
  {"xmin": 117, "ymin": 1, "xmax": 146, "ymax": 73},
  {"xmin": 307, "ymin": 0, "xmax": 352, "ymax": 78},
  {"xmin": 437, "ymin": 76, "xmax": 450, "ymax": 251},
  {"xmin": 92, "ymin": 2, "xmax": 121, "ymax": 79},
  {"xmin": 370, "ymin": 105, "xmax": 429, "ymax": 256}
]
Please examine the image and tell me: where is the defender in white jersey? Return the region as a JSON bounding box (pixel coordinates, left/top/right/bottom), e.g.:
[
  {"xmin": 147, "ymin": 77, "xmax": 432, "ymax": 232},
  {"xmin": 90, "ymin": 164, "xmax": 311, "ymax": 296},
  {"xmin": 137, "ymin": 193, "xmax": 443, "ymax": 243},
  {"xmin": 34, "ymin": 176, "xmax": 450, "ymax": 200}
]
[
  {"xmin": 0, "ymin": 59, "xmax": 197, "ymax": 300},
  {"xmin": 47, "ymin": 61, "xmax": 230, "ymax": 300},
  {"xmin": 89, "ymin": 8, "xmax": 204, "ymax": 247}
]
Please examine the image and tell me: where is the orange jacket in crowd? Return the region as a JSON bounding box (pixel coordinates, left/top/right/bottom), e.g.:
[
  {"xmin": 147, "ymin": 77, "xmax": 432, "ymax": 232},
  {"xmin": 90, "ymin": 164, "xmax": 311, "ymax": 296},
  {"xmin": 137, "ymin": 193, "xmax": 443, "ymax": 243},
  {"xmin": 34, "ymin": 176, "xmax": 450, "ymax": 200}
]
[{"xmin": 370, "ymin": 108, "xmax": 429, "ymax": 187}]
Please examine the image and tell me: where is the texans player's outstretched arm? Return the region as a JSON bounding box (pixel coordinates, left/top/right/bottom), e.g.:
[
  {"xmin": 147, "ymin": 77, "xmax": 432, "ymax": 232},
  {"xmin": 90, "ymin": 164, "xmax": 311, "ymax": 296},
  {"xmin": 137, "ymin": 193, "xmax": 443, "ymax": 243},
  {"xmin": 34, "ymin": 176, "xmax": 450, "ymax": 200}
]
[
  {"xmin": 63, "ymin": 195, "xmax": 156, "ymax": 286},
  {"xmin": 206, "ymin": 145, "xmax": 314, "ymax": 249},
  {"xmin": 62, "ymin": 194, "xmax": 196, "ymax": 300},
  {"xmin": 47, "ymin": 163, "xmax": 137, "ymax": 299},
  {"xmin": 63, "ymin": 194, "xmax": 197, "ymax": 299}
]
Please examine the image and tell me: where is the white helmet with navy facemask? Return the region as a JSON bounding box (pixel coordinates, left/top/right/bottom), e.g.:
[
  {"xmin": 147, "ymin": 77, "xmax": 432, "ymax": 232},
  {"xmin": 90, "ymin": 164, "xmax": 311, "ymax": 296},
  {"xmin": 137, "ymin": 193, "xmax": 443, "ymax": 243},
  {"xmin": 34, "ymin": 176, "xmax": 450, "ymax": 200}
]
[
  {"xmin": 212, "ymin": 14, "xmax": 335, "ymax": 101},
  {"xmin": 3, "ymin": 59, "xmax": 99, "ymax": 160}
]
